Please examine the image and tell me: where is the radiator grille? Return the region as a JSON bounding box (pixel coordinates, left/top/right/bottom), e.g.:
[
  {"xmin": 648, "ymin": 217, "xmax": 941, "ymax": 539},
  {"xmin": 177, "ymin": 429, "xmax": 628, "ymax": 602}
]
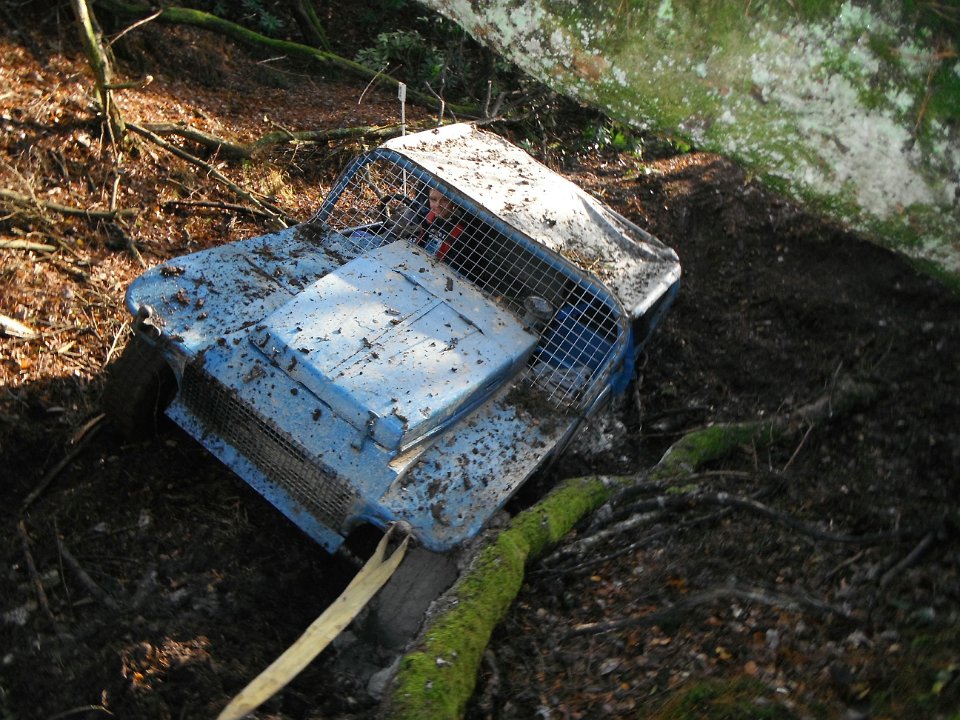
[{"xmin": 180, "ymin": 364, "xmax": 358, "ymax": 530}]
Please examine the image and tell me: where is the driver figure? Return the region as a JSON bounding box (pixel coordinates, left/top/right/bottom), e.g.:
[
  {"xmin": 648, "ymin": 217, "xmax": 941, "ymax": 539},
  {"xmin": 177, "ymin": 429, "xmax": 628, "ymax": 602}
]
[{"xmin": 418, "ymin": 188, "xmax": 465, "ymax": 261}]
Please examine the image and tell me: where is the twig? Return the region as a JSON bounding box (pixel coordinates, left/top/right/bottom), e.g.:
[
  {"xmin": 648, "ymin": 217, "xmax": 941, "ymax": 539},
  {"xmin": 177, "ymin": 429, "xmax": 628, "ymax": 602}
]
[
  {"xmin": 564, "ymin": 583, "xmax": 851, "ymax": 639},
  {"xmin": 47, "ymin": 705, "xmax": 113, "ymax": 719},
  {"xmin": 70, "ymin": 413, "xmax": 106, "ymax": 446},
  {"xmin": 0, "ymin": 239, "xmax": 57, "ymax": 253},
  {"xmin": 163, "ymin": 199, "xmax": 275, "ymax": 219},
  {"xmin": 21, "ymin": 419, "xmax": 104, "ymax": 512},
  {"xmin": 110, "ymin": 221, "xmax": 146, "ymax": 268},
  {"xmin": 0, "ymin": 313, "xmax": 39, "ymax": 339},
  {"xmin": 879, "ymin": 530, "xmax": 936, "ymax": 588},
  {"xmin": 126, "ymin": 121, "xmax": 294, "ymax": 225},
  {"xmin": 57, "ymin": 540, "xmax": 121, "ymax": 611},
  {"xmin": 18, "ymin": 519, "xmax": 57, "ymax": 625},
  {"xmin": 782, "ymin": 422, "xmax": 814, "ymax": 473},
  {"xmin": 103, "ymin": 321, "xmax": 128, "ymax": 366},
  {"xmin": 0, "ymin": 188, "xmax": 138, "ymax": 219},
  {"xmin": 824, "ymin": 548, "xmax": 867, "ymax": 582},
  {"xmin": 540, "ymin": 507, "xmax": 731, "ymax": 578},
  {"xmin": 616, "ymin": 490, "xmax": 910, "ymax": 545},
  {"xmin": 108, "ymin": 6, "xmax": 163, "ymax": 45}
]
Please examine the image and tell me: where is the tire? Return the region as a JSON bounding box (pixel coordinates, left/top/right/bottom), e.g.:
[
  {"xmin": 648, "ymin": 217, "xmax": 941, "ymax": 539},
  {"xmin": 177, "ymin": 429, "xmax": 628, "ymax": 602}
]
[
  {"xmin": 364, "ymin": 546, "xmax": 459, "ymax": 650},
  {"xmin": 102, "ymin": 334, "xmax": 177, "ymax": 442}
]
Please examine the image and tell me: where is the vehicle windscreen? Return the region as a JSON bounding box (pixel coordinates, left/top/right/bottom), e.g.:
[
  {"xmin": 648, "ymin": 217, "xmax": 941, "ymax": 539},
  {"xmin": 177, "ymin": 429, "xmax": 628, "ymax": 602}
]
[{"xmin": 313, "ymin": 152, "xmax": 628, "ymax": 410}]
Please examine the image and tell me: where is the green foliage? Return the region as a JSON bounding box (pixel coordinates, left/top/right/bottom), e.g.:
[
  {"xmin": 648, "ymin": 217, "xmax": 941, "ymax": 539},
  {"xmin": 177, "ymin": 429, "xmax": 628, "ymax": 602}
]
[
  {"xmin": 212, "ymin": 0, "xmax": 284, "ymax": 35},
  {"xmin": 581, "ymin": 120, "xmax": 643, "ymax": 153},
  {"xmin": 355, "ymin": 29, "xmax": 444, "ymax": 87}
]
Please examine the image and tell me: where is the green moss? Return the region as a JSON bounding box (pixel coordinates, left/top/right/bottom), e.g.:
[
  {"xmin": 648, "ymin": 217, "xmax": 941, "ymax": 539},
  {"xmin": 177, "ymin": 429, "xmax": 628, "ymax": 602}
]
[
  {"xmin": 652, "ymin": 422, "xmax": 770, "ymax": 480},
  {"xmin": 387, "ymin": 475, "xmax": 616, "ymax": 720},
  {"xmin": 650, "ymin": 676, "xmax": 802, "ymax": 719}
]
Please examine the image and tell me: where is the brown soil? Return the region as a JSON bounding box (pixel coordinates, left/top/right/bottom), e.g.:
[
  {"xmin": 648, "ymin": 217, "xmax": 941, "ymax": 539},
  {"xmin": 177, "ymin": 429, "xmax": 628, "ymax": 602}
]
[{"xmin": 2, "ymin": 5, "xmax": 958, "ymax": 720}]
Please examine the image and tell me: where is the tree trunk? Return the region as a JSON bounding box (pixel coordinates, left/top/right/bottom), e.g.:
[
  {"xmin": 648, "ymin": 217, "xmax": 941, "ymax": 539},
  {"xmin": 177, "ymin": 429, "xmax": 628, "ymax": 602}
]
[
  {"xmin": 287, "ymin": 0, "xmax": 330, "ymax": 51},
  {"xmin": 72, "ymin": 0, "xmax": 125, "ymax": 142}
]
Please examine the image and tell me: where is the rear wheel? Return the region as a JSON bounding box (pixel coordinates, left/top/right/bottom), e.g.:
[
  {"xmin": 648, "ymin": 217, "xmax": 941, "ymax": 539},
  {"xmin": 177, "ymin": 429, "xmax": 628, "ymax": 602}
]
[{"xmin": 102, "ymin": 334, "xmax": 177, "ymax": 441}]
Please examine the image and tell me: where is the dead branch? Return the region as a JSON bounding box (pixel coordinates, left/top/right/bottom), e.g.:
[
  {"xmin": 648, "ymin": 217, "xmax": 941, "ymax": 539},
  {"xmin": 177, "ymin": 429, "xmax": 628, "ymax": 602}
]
[
  {"xmin": 599, "ymin": 490, "xmax": 911, "ymax": 547},
  {"xmin": 0, "ymin": 189, "xmax": 138, "ymax": 219},
  {"xmin": 137, "ymin": 123, "xmax": 252, "ymax": 160},
  {"xmin": 1, "ymin": 314, "xmax": 39, "ymax": 339},
  {"xmin": 57, "ymin": 539, "xmax": 121, "ymax": 611},
  {"xmin": 18, "ymin": 519, "xmax": 58, "ymax": 625},
  {"xmin": 21, "ymin": 416, "xmax": 105, "ymax": 512},
  {"xmin": 127, "ymin": 121, "xmax": 295, "ymax": 226},
  {"xmin": 110, "ymin": 221, "xmax": 146, "ymax": 268},
  {"xmin": 651, "ymin": 376, "xmax": 876, "ymax": 480},
  {"xmin": 879, "ymin": 529, "xmax": 936, "ymax": 587},
  {"xmin": 163, "ymin": 199, "xmax": 275, "ymax": 219},
  {"xmin": 140, "ymin": 121, "xmax": 410, "ymax": 160},
  {"xmin": 564, "ymin": 582, "xmax": 851, "ymax": 640},
  {"xmin": 0, "ymin": 239, "xmax": 57, "ymax": 253}
]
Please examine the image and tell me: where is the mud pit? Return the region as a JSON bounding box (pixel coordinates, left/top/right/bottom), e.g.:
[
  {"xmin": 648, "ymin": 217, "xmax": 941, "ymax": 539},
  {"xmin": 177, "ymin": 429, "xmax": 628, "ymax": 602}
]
[{"xmin": 2, "ymin": 9, "xmax": 959, "ymax": 720}]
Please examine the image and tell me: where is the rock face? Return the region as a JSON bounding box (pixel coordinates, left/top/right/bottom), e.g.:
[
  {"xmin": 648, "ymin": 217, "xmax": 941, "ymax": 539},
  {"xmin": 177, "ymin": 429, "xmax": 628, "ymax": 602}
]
[{"xmin": 423, "ymin": 0, "xmax": 959, "ymax": 278}]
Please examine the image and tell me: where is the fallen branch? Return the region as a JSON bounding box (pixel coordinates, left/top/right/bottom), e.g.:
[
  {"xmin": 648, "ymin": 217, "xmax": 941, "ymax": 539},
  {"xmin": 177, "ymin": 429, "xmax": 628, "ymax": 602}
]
[
  {"xmin": 651, "ymin": 376, "xmax": 875, "ymax": 480},
  {"xmin": 57, "ymin": 539, "xmax": 121, "ymax": 611},
  {"xmin": 384, "ymin": 474, "xmax": 613, "ymax": 720},
  {"xmin": 879, "ymin": 529, "xmax": 937, "ymax": 588},
  {"xmin": 0, "ymin": 188, "xmax": 138, "ymax": 219},
  {"xmin": 18, "ymin": 519, "xmax": 58, "ymax": 625},
  {"xmin": 0, "ymin": 239, "xmax": 57, "ymax": 253},
  {"xmin": 21, "ymin": 416, "xmax": 105, "ymax": 512},
  {"xmin": 611, "ymin": 490, "xmax": 910, "ymax": 546},
  {"xmin": 140, "ymin": 121, "xmax": 412, "ymax": 161},
  {"xmin": 0, "ymin": 314, "xmax": 39, "ymax": 339},
  {"xmin": 564, "ymin": 582, "xmax": 851, "ymax": 640},
  {"xmin": 127, "ymin": 121, "xmax": 295, "ymax": 226},
  {"xmin": 383, "ymin": 376, "xmax": 878, "ymax": 718}
]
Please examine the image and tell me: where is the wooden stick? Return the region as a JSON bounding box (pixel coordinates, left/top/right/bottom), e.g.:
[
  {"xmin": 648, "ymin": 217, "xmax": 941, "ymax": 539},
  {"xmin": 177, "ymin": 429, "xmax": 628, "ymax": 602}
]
[
  {"xmin": 127, "ymin": 121, "xmax": 295, "ymax": 225},
  {"xmin": 0, "ymin": 188, "xmax": 138, "ymax": 219},
  {"xmin": 57, "ymin": 540, "xmax": 121, "ymax": 611},
  {"xmin": 0, "ymin": 239, "xmax": 57, "ymax": 253},
  {"xmin": 21, "ymin": 418, "xmax": 104, "ymax": 512},
  {"xmin": 18, "ymin": 519, "xmax": 57, "ymax": 625}
]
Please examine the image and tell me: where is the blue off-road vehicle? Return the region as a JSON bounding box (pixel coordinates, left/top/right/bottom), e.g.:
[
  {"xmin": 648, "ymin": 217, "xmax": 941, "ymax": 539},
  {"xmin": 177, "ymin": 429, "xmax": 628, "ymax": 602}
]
[{"xmin": 104, "ymin": 123, "xmax": 680, "ymax": 555}]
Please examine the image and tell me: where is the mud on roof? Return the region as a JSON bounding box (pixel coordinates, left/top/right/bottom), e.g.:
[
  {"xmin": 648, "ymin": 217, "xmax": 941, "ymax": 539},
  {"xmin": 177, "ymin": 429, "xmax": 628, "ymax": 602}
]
[{"xmin": 382, "ymin": 123, "xmax": 680, "ymax": 314}]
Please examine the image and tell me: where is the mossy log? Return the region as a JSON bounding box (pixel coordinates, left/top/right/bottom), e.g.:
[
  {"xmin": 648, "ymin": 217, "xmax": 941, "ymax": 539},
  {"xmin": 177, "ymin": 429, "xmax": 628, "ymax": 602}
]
[{"xmin": 383, "ymin": 377, "xmax": 875, "ymax": 719}]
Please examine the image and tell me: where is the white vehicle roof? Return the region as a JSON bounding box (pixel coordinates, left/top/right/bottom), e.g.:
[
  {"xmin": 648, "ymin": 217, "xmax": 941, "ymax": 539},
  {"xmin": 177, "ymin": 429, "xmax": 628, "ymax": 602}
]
[{"xmin": 382, "ymin": 123, "xmax": 680, "ymax": 315}]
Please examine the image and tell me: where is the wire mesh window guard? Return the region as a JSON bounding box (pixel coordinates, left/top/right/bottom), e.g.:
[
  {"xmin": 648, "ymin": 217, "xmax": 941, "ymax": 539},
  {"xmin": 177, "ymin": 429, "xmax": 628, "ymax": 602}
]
[{"xmin": 314, "ymin": 154, "xmax": 624, "ymax": 409}]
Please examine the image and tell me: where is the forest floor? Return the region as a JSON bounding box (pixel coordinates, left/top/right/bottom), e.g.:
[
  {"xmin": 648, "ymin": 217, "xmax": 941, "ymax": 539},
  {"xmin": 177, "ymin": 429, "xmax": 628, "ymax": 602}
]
[{"xmin": 1, "ymin": 5, "xmax": 959, "ymax": 720}]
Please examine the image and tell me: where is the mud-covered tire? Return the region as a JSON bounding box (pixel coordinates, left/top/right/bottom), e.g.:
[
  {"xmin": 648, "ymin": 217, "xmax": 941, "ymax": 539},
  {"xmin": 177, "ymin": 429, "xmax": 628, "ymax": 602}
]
[
  {"xmin": 102, "ymin": 334, "xmax": 177, "ymax": 442},
  {"xmin": 364, "ymin": 546, "xmax": 459, "ymax": 650}
]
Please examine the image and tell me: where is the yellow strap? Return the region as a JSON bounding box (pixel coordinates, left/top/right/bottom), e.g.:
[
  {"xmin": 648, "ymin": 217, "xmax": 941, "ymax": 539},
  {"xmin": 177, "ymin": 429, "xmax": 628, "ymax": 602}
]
[{"xmin": 217, "ymin": 526, "xmax": 410, "ymax": 720}]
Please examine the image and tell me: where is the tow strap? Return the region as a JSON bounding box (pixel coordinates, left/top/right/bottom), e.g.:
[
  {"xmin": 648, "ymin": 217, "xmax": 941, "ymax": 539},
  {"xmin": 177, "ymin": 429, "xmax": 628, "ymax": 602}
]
[{"xmin": 217, "ymin": 525, "xmax": 411, "ymax": 720}]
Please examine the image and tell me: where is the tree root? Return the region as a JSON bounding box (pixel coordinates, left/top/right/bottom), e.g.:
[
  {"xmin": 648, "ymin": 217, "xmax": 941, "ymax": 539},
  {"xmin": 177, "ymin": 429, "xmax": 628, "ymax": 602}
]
[{"xmin": 564, "ymin": 581, "xmax": 852, "ymax": 640}]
